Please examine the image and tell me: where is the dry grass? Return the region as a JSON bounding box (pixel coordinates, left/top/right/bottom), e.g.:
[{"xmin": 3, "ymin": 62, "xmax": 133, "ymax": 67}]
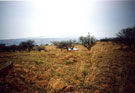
[
  {"xmin": 0, "ymin": 42, "xmax": 134, "ymax": 93},
  {"xmin": 85, "ymin": 41, "xmax": 135, "ymax": 93},
  {"xmin": 0, "ymin": 45, "xmax": 91, "ymax": 92}
]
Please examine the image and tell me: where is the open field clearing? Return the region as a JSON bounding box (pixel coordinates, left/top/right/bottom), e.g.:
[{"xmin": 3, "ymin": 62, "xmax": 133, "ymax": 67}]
[{"xmin": 0, "ymin": 42, "xmax": 135, "ymax": 93}]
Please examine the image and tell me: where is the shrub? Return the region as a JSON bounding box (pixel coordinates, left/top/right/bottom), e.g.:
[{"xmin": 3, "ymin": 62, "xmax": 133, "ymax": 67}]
[
  {"xmin": 52, "ymin": 40, "xmax": 76, "ymax": 51},
  {"xmin": 33, "ymin": 45, "xmax": 45, "ymax": 51},
  {"xmin": 0, "ymin": 44, "xmax": 18, "ymax": 52},
  {"xmin": 80, "ymin": 82, "xmax": 84, "ymax": 86},
  {"xmin": 115, "ymin": 26, "xmax": 135, "ymax": 50},
  {"xmin": 56, "ymin": 72, "xmax": 61, "ymax": 76},
  {"xmin": 100, "ymin": 38, "xmax": 116, "ymax": 42},
  {"xmin": 35, "ymin": 60, "xmax": 43, "ymax": 65},
  {"xmin": 9, "ymin": 45, "xmax": 18, "ymax": 52},
  {"xmin": 0, "ymin": 44, "xmax": 6, "ymax": 52},
  {"xmin": 0, "ymin": 40, "xmax": 35, "ymax": 52},
  {"xmin": 19, "ymin": 40, "xmax": 35, "ymax": 52},
  {"xmin": 82, "ymin": 70, "xmax": 87, "ymax": 76}
]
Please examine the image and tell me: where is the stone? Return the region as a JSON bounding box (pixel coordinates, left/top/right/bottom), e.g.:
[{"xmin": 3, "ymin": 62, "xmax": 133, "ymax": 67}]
[
  {"xmin": 102, "ymin": 84, "xmax": 110, "ymax": 88},
  {"xmin": 75, "ymin": 80, "xmax": 80, "ymax": 85},
  {"xmin": 124, "ymin": 84, "xmax": 135, "ymax": 93},
  {"xmin": 25, "ymin": 74, "xmax": 37, "ymax": 82},
  {"xmin": 64, "ymin": 85, "xmax": 73, "ymax": 92},
  {"xmin": 14, "ymin": 64, "xmax": 22, "ymax": 67},
  {"xmin": 94, "ymin": 90, "xmax": 99, "ymax": 93},
  {"xmin": 0, "ymin": 61, "xmax": 13, "ymax": 77},
  {"xmin": 38, "ymin": 71, "xmax": 51, "ymax": 80},
  {"xmin": 23, "ymin": 68, "xmax": 29, "ymax": 73},
  {"xmin": 6, "ymin": 77, "xmax": 28, "ymax": 91},
  {"xmin": 49, "ymin": 78, "xmax": 66, "ymax": 91},
  {"xmin": 29, "ymin": 65, "xmax": 36, "ymax": 69},
  {"xmin": 36, "ymin": 80, "xmax": 48, "ymax": 86},
  {"xmin": 56, "ymin": 67, "xmax": 65, "ymax": 75},
  {"xmin": 15, "ymin": 68, "xmax": 22, "ymax": 71}
]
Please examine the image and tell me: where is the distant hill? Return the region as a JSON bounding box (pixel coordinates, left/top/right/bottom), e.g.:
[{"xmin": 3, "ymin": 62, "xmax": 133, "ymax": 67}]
[{"xmin": 0, "ymin": 37, "xmax": 79, "ymax": 46}]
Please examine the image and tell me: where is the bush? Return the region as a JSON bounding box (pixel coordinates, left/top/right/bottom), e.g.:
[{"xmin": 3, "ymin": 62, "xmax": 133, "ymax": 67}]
[
  {"xmin": 0, "ymin": 44, "xmax": 6, "ymax": 52},
  {"xmin": 79, "ymin": 32, "xmax": 96, "ymax": 50},
  {"xmin": 56, "ymin": 72, "xmax": 61, "ymax": 76},
  {"xmin": 33, "ymin": 45, "xmax": 45, "ymax": 51},
  {"xmin": 35, "ymin": 60, "xmax": 43, "ymax": 65},
  {"xmin": 0, "ymin": 44, "xmax": 19, "ymax": 52},
  {"xmin": 0, "ymin": 40, "xmax": 35, "ymax": 52},
  {"xmin": 80, "ymin": 82, "xmax": 84, "ymax": 86},
  {"xmin": 100, "ymin": 38, "xmax": 116, "ymax": 42},
  {"xmin": 19, "ymin": 40, "xmax": 35, "ymax": 52},
  {"xmin": 115, "ymin": 27, "xmax": 135, "ymax": 50},
  {"xmin": 82, "ymin": 70, "xmax": 87, "ymax": 76},
  {"xmin": 52, "ymin": 40, "xmax": 76, "ymax": 51}
]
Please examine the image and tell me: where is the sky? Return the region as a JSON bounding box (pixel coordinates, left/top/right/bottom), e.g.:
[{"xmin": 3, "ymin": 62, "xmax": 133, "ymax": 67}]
[{"xmin": 0, "ymin": 0, "xmax": 135, "ymax": 39}]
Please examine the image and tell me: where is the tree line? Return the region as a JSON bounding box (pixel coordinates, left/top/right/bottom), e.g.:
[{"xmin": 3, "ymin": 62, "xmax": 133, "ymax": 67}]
[
  {"xmin": 0, "ymin": 26, "xmax": 134, "ymax": 52},
  {"xmin": 0, "ymin": 40, "xmax": 36, "ymax": 52},
  {"xmin": 100, "ymin": 26, "xmax": 135, "ymax": 50}
]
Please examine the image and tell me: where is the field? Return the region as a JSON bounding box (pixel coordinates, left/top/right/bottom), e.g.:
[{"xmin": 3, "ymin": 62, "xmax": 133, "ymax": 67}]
[{"xmin": 0, "ymin": 41, "xmax": 135, "ymax": 93}]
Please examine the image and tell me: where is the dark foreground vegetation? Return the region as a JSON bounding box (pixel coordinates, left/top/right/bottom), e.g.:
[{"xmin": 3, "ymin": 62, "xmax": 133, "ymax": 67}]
[{"xmin": 0, "ymin": 40, "xmax": 35, "ymax": 52}]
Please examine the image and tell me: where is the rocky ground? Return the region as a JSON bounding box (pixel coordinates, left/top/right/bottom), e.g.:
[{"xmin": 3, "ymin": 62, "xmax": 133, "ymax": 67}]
[{"xmin": 0, "ymin": 42, "xmax": 135, "ymax": 93}]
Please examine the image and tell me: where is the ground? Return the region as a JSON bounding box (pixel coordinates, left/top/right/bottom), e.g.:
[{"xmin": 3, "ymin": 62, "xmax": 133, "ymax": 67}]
[{"xmin": 0, "ymin": 41, "xmax": 135, "ymax": 93}]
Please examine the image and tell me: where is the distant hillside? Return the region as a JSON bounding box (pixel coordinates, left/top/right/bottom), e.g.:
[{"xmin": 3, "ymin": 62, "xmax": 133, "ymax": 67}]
[{"xmin": 0, "ymin": 37, "xmax": 78, "ymax": 46}]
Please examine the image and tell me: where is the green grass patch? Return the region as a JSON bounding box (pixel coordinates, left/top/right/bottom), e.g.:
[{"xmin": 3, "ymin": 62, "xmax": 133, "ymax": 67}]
[
  {"xmin": 80, "ymin": 82, "xmax": 84, "ymax": 86},
  {"xmin": 65, "ymin": 61, "xmax": 73, "ymax": 65},
  {"xmin": 56, "ymin": 72, "xmax": 61, "ymax": 76},
  {"xmin": 82, "ymin": 70, "xmax": 87, "ymax": 76},
  {"xmin": 35, "ymin": 60, "xmax": 43, "ymax": 65}
]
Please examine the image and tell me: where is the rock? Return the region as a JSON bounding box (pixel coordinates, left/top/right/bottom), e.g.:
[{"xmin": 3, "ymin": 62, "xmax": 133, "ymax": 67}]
[
  {"xmin": 64, "ymin": 85, "xmax": 73, "ymax": 92},
  {"xmin": 75, "ymin": 80, "xmax": 80, "ymax": 85},
  {"xmin": 0, "ymin": 61, "xmax": 13, "ymax": 77},
  {"xmin": 102, "ymin": 84, "xmax": 110, "ymax": 88},
  {"xmin": 56, "ymin": 67, "xmax": 65, "ymax": 75},
  {"xmin": 49, "ymin": 78, "xmax": 66, "ymax": 91},
  {"xmin": 39, "ymin": 74, "xmax": 49, "ymax": 80},
  {"xmin": 94, "ymin": 90, "xmax": 100, "ymax": 93},
  {"xmin": 29, "ymin": 65, "xmax": 36, "ymax": 69},
  {"xmin": 38, "ymin": 71, "xmax": 51, "ymax": 80},
  {"xmin": 73, "ymin": 59, "xmax": 78, "ymax": 62},
  {"xmin": 63, "ymin": 65, "xmax": 69, "ymax": 68},
  {"xmin": 25, "ymin": 74, "xmax": 36, "ymax": 82},
  {"xmin": 124, "ymin": 84, "xmax": 135, "ymax": 93},
  {"xmin": 6, "ymin": 77, "xmax": 28, "ymax": 91},
  {"xmin": 15, "ymin": 68, "xmax": 22, "ymax": 71},
  {"xmin": 23, "ymin": 68, "xmax": 29, "ymax": 73},
  {"xmin": 98, "ymin": 56, "xmax": 102, "ymax": 58},
  {"xmin": 36, "ymin": 80, "xmax": 48, "ymax": 86},
  {"xmin": 14, "ymin": 64, "xmax": 22, "ymax": 67}
]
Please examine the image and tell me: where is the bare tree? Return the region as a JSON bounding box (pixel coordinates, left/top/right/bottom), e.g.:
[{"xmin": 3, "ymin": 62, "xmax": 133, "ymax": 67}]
[{"xmin": 79, "ymin": 32, "xmax": 96, "ymax": 50}]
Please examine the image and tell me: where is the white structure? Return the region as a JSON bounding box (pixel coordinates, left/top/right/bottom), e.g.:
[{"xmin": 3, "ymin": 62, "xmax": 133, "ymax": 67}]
[{"xmin": 68, "ymin": 48, "xmax": 78, "ymax": 51}]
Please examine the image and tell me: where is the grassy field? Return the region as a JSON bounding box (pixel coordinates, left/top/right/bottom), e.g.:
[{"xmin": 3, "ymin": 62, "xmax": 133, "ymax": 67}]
[{"xmin": 0, "ymin": 41, "xmax": 135, "ymax": 93}]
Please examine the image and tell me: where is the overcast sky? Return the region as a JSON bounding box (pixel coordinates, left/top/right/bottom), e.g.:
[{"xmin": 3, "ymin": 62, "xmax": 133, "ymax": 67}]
[{"xmin": 0, "ymin": 0, "xmax": 135, "ymax": 39}]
